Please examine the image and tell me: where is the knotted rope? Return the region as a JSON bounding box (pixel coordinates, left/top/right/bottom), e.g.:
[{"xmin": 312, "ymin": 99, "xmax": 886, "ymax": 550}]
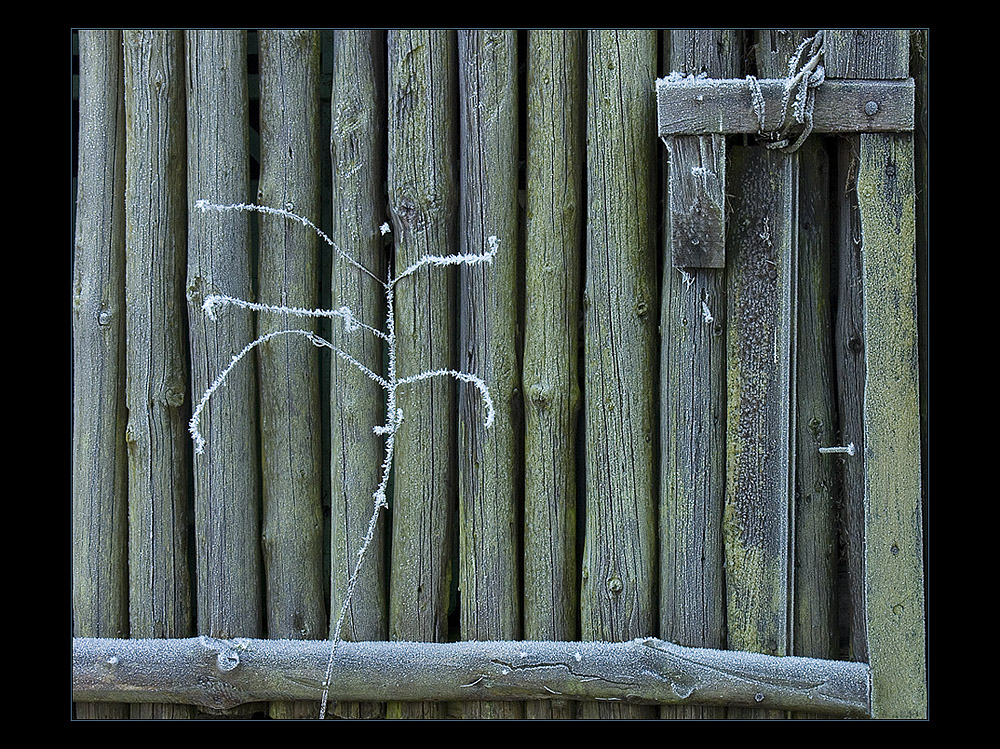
[{"xmin": 747, "ymin": 31, "xmax": 826, "ymax": 154}]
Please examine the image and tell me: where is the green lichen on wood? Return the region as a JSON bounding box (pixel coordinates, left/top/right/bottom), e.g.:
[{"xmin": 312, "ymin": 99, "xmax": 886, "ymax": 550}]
[{"xmin": 857, "ymin": 131, "xmax": 925, "ymax": 719}]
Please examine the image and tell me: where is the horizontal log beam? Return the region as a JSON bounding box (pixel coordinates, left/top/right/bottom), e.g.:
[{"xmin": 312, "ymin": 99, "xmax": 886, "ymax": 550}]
[
  {"xmin": 73, "ymin": 636, "xmax": 871, "ymax": 717},
  {"xmin": 657, "ymin": 77, "xmax": 913, "ymax": 136}
]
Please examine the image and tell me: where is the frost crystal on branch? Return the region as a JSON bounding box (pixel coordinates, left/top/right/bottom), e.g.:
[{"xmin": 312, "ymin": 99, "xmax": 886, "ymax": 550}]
[{"xmin": 188, "ymin": 200, "xmax": 497, "ymax": 720}]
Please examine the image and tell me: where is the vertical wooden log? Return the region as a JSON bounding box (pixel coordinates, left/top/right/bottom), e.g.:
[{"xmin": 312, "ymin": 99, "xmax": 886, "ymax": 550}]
[
  {"xmin": 754, "ymin": 30, "xmax": 839, "ymax": 715},
  {"xmin": 386, "ymin": 29, "xmax": 458, "ymax": 720},
  {"xmin": 72, "ymin": 28, "xmax": 129, "ymax": 720},
  {"xmin": 328, "ymin": 28, "xmax": 388, "ymax": 720},
  {"xmin": 122, "ymin": 29, "xmax": 193, "ymax": 720},
  {"xmin": 185, "ymin": 30, "xmax": 262, "ymax": 665},
  {"xmin": 523, "ymin": 29, "xmax": 584, "ymax": 721},
  {"xmin": 256, "ymin": 29, "xmax": 327, "ymax": 720},
  {"xmin": 457, "ymin": 29, "xmax": 522, "ymax": 720},
  {"xmin": 724, "ymin": 145, "xmax": 797, "ymax": 718},
  {"xmin": 580, "ymin": 29, "xmax": 657, "ymax": 720},
  {"xmin": 659, "ymin": 29, "xmax": 742, "ymax": 721}
]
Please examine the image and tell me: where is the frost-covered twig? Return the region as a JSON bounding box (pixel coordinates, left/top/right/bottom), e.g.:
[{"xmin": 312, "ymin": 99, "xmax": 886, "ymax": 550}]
[{"xmin": 189, "ymin": 200, "xmax": 497, "ymax": 720}]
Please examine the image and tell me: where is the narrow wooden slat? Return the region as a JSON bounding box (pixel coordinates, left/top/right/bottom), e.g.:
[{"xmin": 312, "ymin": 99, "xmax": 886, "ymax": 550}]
[
  {"xmin": 73, "ymin": 637, "xmax": 871, "ymax": 719},
  {"xmin": 256, "ymin": 29, "xmax": 327, "ymax": 720},
  {"xmin": 328, "ymin": 28, "xmax": 388, "ymax": 721},
  {"xmin": 185, "ymin": 30, "xmax": 262, "ymax": 649},
  {"xmin": 122, "ymin": 29, "xmax": 193, "ymax": 720},
  {"xmin": 857, "ymin": 131, "xmax": 926, "ymax": 719},
  {"xmin": 793, "ymin": 138, "xmax": 839, "ymax": 667},
  {"xmin": 456, "ymin": 29, "xmax": 522, "ymax": 720},
  {"xmin": 72, "ymin": 28, "xmax": 129, "ymax": 720},
  {"xmin": 581, "ymin": 29, "xmax": 657, "ymax": 720},
  {"xmin": 656, "ymin": 77, "xmax": 914, "ymax": 136},
  {"xmin": 659, "ymin": 28, "xmax": 742, "ymax": 720},
  {"xmin": 386, "ymin": 29, "xmax": 458, "ymax": 720},
  {"xmin": 724, "ymin": 146, "xmax": 797, "ymax": 707},
  {"xmin": 522, "ymin": 29, "xmax": 584, "ymax": 721}
]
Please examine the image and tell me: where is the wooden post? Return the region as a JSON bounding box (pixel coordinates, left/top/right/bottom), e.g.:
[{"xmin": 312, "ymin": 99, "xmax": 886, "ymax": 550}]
[
  {"xmin": 523, "ymin": 29, "xmax": 584, "ymax": 720},
  {"xmin": 72, "ymin": 28, "xmax": 129, "ymax": 720},
  {"xmin": 122, "ymin": 29, "xmax": 193, "ymax": 720},
  {"xmin": 827, "ymin": 30, "xmax": 926, "ymax": 718},
  {"xmin": 457, "ymin": 29, "xmax": 522, "ymax": 720},
  {"xmin": 659, "ymin": 29, "xmax": 743, "ymax": 720},
  {"xmin": 185, "ymin": 30, "xmax": 262, "ymax": 667},
  {"xmin": 386, "ymin": 30, "xmax": 458, "ymax": 720},
  {"xmin": 256, "ymin": 29, "xmax": 327, "ymax": 720},
  {"xmin": 581, "ymin": 29, "xmax": 658, "ymax": 720},
  {"xmin": 328, "ymin": 28, "xmax": 388, "ymax": 720}
]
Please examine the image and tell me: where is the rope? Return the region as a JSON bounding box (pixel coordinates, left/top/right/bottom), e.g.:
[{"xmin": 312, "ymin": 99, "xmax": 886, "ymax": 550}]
[{"xmin": 747, "ymin": 31, "xmax": 826, "ymax": 154}]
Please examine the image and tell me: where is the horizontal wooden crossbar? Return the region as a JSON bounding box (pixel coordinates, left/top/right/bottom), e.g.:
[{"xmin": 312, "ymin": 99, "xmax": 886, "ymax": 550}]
[
  {"xmin": 73, "ymin": 636, "xmax": 871, "ymax": 717},
  {"xmin": 657, "ymin": 77, "xmax": 914, "ymax": 136}
]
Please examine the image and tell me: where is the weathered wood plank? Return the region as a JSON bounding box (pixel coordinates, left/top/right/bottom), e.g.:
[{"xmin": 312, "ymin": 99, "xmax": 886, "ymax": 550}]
[
  {"xmin": 660, "ymin": 30, "xmax": 743, "ymax": 269},
  {"xmin": 256, "ymin": 29, "xmax": 327, "ymax": 720},
  {"xmin": 657, "ymin": 77, "xmax": 914, "ymax": 136},
  {"xmin": 522, "ymin": 29, "xmax": 584, "ymax": 721},
  {"xmin": 663, "ymin": 133, "xmax": 726, "ymax": 268},
  {"xmin": 857, "ymin": 131, "xmax": 926, "ymax": 719},
  {"xmin": 793, "ymin": 138, "xmax": 839, "ymax": 667},
  {"xmin": 185, "ymin": 30, "xmax": 263, "ymax": 649},
  {"xmin": 457, "ymin": 29, "xmax": 522, "ymax": 720},
  {"xmin": 754, "ymin": 31, "xmax": 839, "ymax": 721},
  {"xmin": 72, "ymin": 28, "xmax": 129, "ymax": 721},
  {"xmin": 659, "ymin": 28, "xmax": 742, "ymax": 720},
  {"xmin": 73, "ymin": 637, "xmax": 871, "ymax": 718},
  {"xmin": 386, "ymin": 29, "xmax": 458, "ymax": 720},
  {"xmin": 581, "ymin": 29, "xmax": 658, "ymax": 720},
  {"xmin": 122, "ymin": 29, "xmax": 193, "ymax": 720},
  {"xmin": 328, "ymin": 28, "xmax": 388, "ymax": 721},
  {"xmin": 827, "ymin": 34, "xmax": 926, "ymax": 719},
  {"xmin": 724, "ymin": 146, "xmax": 797, "ymax": 672}
]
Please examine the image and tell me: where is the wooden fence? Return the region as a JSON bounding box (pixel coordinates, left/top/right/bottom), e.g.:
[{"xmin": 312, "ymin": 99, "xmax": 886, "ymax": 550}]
[{"xmin": 71, "ymin": 29, "xmax": 928, "ymax": 719}]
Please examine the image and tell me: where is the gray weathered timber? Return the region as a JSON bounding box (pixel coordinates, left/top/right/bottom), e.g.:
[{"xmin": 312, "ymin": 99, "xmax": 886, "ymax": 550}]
[
  {"xmin": 328, "ymin": 28, "xmax": 388, "ymax": 721},
  {"xmin": 793, "ymin": 138, "xmax": 839, "ymax": 667},
  {"xmin": 754, "ymin": 30, "xmax": 839, "ymax": 719},
  {"xmin": 581, "ymin": 29, "xmax": 658, "ymax": 720},
  {"xmin": 663, "ymin": 133, "xmax": 726, "ymax": 268},
  {"xmin": 660, "ymin": 30, "xmax": 743, "ymax": 269},
  {"xmin": 122, "ymin": 29, "xmax": 193, "ymax": 720},
  {"xmin": 522, "ymin": 29, "xmax": 584, "ymax": 721},
  {"xmin": 824, "ymin": 30, "xmax": 911, "ymax": 81},
  {"xmin": 834, "ymin": 134, "xmax": 868, "ymax": 662},
  {"xmin": 72, "ymin": 28, "xmax": 129, "ymax": 720},
  {"xmin": 457, "ymin": 29, "xmax": 522, "ymax": 720},
  {"xmin": 185, "ymin": 30, "xmax": 263, "ymax": 646},
  {"xmin": 857, "ymin": 132, "xmax": 926, "ymax": 719},
  {"xmin": 724, "ymin": 147, "xmax": 797, "ymax": 681},
  {"xmin": 659, "ymin": 28, "xmax": 742, "ymax": 720},
  {"xmin": 386, "ymin": 30, "xmax": 458, "ymax": 720},
  {"xmin": 73, "ymin": 637, "xmax": 871, "ymax": 718},
  {"xmin": 256, "ymin": 29, "xmax": 327, "ymax": 720},
  {"xmin": 656, "ymin": 78, "xmax": 914, "ymax": 136}
]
